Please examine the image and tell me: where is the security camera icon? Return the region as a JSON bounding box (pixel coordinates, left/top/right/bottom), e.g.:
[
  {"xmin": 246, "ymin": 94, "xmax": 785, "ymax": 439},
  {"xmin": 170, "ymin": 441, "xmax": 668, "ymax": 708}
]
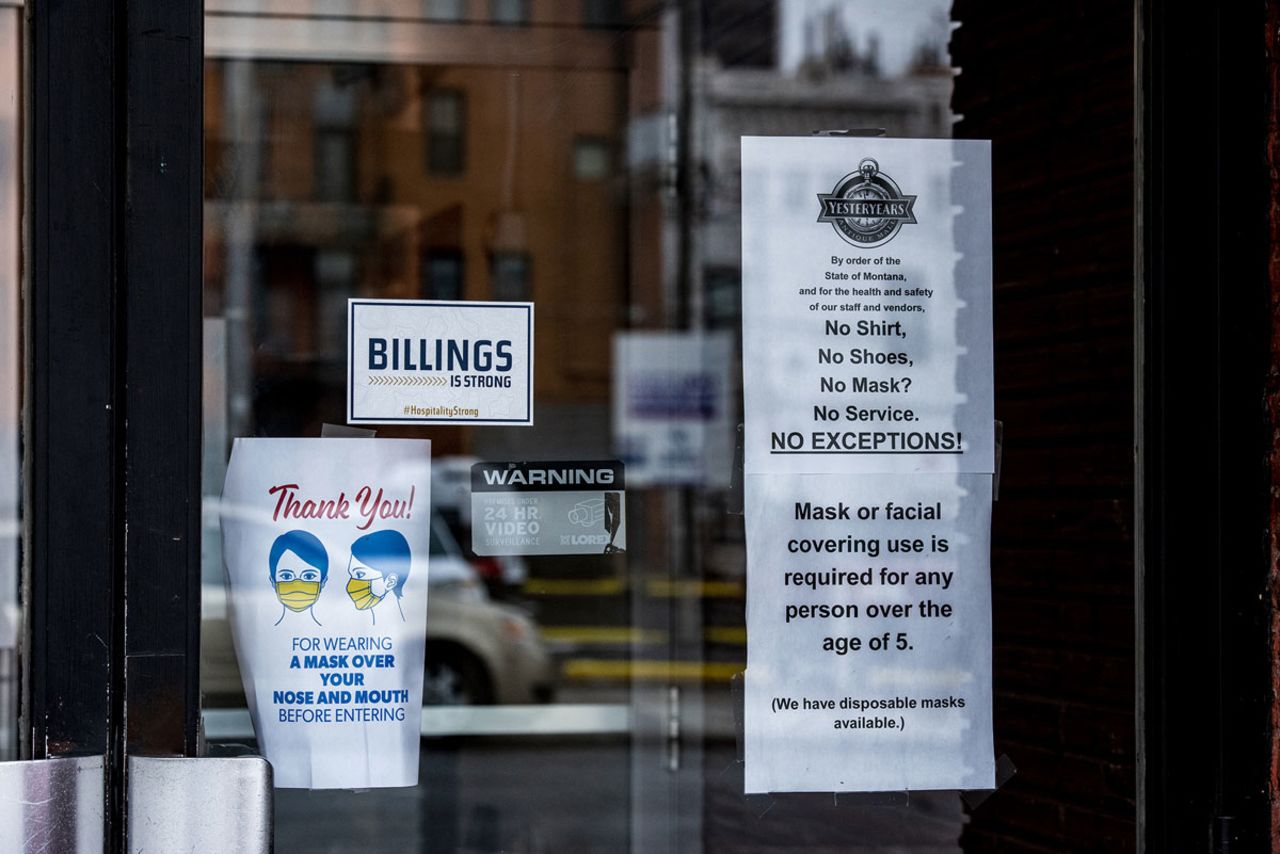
[{"xmin": 569, "ymin": 498, "xmax": 605, "ymax": 527}]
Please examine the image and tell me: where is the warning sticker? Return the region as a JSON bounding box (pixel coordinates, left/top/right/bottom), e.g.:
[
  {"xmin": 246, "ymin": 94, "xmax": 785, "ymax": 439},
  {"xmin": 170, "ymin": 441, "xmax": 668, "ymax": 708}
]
[{"xmin": 470, "ymin": 461, "xmax": 626, "ymax": 556}]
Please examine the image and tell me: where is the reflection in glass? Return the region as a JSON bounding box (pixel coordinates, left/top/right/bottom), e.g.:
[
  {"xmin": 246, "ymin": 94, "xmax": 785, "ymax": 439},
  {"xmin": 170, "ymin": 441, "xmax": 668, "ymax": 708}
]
[
  {"xmin": 425, "ymin": 0, "xmax": 465, "ymax": 23},
  {"xmin": 573, "ymin": 137, "xmax": 611, "ymax": 180},
  {"xmin": 201, "ymin": 1, "xmax": 958, "ymax": 850},
  {"xmin": 426, "ymin": 89, "xmax": 466, "ymax": 176},
  {"xmin": 489, "ymin": 0, "xmax": 528, "ymax": 27},
  {"xmin": 489, "ymin": 252, "xmax": 529, "ymax": 302}
]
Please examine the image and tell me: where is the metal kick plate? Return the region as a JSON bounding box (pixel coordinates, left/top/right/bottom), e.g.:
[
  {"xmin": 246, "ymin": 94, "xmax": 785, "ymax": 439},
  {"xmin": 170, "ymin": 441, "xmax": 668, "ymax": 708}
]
[
  {"xmin": 128, "ymin": 755, "xmax": 272, "ymax": 853},
  {"xmin": 0, "ymin": 755, "xmax": 105, "ymax": 853}
]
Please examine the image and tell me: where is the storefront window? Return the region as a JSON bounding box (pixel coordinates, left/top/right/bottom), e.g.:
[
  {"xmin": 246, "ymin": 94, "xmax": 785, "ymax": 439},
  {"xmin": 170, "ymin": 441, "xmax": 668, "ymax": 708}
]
[
  {"xmin": 18, "ymin": 0, "xmax": 1280, "ymax": 847},
  {"xmin": 197, "ymin": 1, "xmax": 1033, "ymax": 851}
]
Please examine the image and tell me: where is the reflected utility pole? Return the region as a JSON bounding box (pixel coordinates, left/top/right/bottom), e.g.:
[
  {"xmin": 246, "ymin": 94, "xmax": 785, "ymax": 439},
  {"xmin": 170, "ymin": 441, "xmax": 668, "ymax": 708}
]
[
  {"xmin": 673, "ymin": 1, "xmax": 705, "ymax": 852},
  {"xmin": 223, "ymin": 61, "xmax": 260, "ymax": 445},
  {"xmin": 675, "ymin": 0, "xmax": 702, "ymax": 332}
]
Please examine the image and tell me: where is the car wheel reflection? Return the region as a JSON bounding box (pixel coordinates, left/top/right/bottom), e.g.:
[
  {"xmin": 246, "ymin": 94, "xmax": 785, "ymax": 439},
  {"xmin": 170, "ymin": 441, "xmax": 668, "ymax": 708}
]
[{"xmin": 423, "ymin": 646, "xmax": 494, "ymax": 706}]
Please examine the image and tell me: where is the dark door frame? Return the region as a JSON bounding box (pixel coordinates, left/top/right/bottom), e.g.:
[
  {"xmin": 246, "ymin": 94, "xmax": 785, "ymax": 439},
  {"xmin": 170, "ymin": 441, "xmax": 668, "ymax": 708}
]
[
  {"xmin": 1137, "ymin": 0, "xmax": 1273, "ymax": 850},
  {"xmin": 26, "ymin": 0, "xmax": 203, "ymax": 848}
]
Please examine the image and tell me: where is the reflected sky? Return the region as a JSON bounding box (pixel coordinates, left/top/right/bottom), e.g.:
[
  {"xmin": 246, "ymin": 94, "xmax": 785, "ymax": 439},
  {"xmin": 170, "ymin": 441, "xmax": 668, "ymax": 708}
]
[{"xmin": 779, "ymin": 0, "xmax": 951, "ymax": 75}]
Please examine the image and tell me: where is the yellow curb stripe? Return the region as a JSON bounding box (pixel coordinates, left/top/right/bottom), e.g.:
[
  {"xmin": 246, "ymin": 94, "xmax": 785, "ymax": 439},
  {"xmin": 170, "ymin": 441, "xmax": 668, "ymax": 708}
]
[
  {"xmin": 703, "ymin": 626, "xmax": 747, "ymax": 645},
  {"xmin": 540, "ymin": 626, "xmax": 665, "ymax": 645},
  {"xmin": 646, "ymin": 579, "xmax": 744, "ymax": 598},
  {"xmin": 523, "ymin": 578, "xmax": 626, "ymax": 596},
  {"xmin": 562, "ymin": 659, "xmax": 743, "ymax": 683},
  {"xmin": 521, "ymin": 577, "xmax": 745, "ymax": 599}
]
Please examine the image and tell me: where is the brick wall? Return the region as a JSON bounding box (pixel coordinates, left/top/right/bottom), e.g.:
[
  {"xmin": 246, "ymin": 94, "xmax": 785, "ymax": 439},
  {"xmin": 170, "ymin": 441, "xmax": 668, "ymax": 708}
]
[
  {"xmin": 1268, "ymin": 1, "xmax": 1280, "ymax": 848},
  {"xmin": 950, "ymin": 4, "xmax": 1136, "ymax": 851}
]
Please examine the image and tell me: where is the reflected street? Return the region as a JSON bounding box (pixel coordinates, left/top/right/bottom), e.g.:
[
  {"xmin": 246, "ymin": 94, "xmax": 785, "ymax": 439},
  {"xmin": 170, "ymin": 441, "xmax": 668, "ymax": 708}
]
[{"xmin": 218, "ymin": 686, "xmax": 964, "ymax": 854}]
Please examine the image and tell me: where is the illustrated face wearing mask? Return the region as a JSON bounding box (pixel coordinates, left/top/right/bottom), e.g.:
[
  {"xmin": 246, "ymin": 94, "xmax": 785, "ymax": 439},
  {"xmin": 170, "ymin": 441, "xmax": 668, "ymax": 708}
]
[
  {"xmin": 346, "ymin": 561, "xmax": 395, "ymax": 610},
  {"xmin": 269, "ymin": 530, "xmax": 330, "ymax": 619},
  {"xmin": 346, "ymin": 529, "xmax": 412, "ymax": 616},
  {"xmin": 274, "ymin": 557, "xmax": 323, "ymax": 611}
]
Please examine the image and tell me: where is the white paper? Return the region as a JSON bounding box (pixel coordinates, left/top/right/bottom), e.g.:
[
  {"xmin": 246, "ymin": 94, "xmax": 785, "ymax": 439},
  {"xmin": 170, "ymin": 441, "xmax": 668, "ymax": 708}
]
[
  {"xmin": 741, "ymin": 137, "xmax": 995, "ymax": 793},
  {"xmin": 742, "ymin": 473, "xmax": 994, "ymax": 793},
  {"xmin": 612, "ymin": 331, "xmax": 734, "ymax": 488},
  {"xmin": 221, "ymin": 438, "xmax": 431, "ymax": 789},
  {"xmin": 741, "ymin": 137, "xmax": 993, "ymax": 476},
  {"xmin": 347, "ymin": 299, "xmax": 533, "ymax": 426}
]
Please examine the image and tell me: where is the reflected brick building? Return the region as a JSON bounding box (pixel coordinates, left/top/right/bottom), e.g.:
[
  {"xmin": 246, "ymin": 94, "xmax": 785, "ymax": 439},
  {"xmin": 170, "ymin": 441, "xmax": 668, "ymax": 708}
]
[
  {"xmin": 203, "ymin": 0, "xmax": 950, "ymax": 456},
  {"xmin": 204, "ymin": 2, "xmax": 635, "ymax": 450}
]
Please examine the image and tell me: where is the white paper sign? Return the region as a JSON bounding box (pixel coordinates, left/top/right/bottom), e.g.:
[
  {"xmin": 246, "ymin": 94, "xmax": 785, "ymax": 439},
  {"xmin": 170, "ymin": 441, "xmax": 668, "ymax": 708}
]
[
  {"xmin": 741, "ymin": 137, "xmax": 995, "ymax": 793},
  {"xmin": 612, "ymin": 331, "xmax": 734, "ymax": 488},
  {"xmin": 741, "ymin": 137, "xmax": 992, "ymax": 475},
  {"xmin": 221, "ymin": 438, "xmax": 431, "ymax": 789},
  {"xmin": 348, "ymin": 299, "xmax": 533, "ymax": 425},
  {"xmin": 743, "ymin": 473, "xmax": 994, "ymax": 793}
]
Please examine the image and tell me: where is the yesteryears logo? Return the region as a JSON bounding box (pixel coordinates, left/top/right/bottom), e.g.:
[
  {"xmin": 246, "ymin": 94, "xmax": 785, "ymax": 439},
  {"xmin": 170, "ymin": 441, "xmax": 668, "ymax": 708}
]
[{"xmin": 816, "ymin": 158, "xmax": 918, "ymax": 248}]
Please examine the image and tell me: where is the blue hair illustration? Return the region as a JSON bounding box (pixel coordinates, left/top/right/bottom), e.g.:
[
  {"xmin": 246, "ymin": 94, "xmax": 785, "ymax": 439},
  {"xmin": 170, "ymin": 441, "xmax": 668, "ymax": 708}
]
[
  {"xmin": 269, "ymin": 530, "xmax": 329, "ymax": 583},
  {"xmin": 350, "ymin": 529, "xmax": 412, "ymax": 598}
]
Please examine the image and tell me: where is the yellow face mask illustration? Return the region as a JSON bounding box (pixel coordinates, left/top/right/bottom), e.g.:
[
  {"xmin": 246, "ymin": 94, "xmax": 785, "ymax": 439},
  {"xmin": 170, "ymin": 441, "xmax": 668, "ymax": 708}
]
[
  {"xmin": 275, "ymin": 579, "xmax": 321, "ymax": 612},
  {"xmin": 346, "ymin": 577, "xmax": 384, "ymax": 610}
]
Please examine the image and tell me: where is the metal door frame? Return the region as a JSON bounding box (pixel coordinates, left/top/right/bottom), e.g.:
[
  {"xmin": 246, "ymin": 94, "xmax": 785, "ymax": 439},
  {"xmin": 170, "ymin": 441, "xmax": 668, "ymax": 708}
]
[
  {"xmin": 1137, "ymin": 0, "xmax": 1274, "ymax": 849},
  {"xmin": 26, "ymin": 0, "xmax": 204, "ymax": 848}
]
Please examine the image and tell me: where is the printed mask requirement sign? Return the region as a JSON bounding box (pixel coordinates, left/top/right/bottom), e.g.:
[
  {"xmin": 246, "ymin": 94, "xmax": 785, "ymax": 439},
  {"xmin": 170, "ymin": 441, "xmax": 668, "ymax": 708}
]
[
  {"xmin": 740, "ymin": 137, "xmax": 996, "ymax": 793},
  {"xmin": 221, "ymin": 438, "xmax": 431, "ymax": 789}
]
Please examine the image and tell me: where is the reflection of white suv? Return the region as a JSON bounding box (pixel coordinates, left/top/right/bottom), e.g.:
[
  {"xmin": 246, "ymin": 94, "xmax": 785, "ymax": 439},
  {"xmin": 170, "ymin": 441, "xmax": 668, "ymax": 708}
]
[
  {"xmin": 201, "ymin": 513, "xmax": 554, "ymax": 707},
  {"xmin": 431, "ymin": 455, "xmax": 482, "ymax": 526},
  {"xmin": 432, "ymin": 455, "xmax": 529, "ymax": 591},
  {"xmin": 420, "ymin": 516, "xmax": 552, "ymax": 705}
]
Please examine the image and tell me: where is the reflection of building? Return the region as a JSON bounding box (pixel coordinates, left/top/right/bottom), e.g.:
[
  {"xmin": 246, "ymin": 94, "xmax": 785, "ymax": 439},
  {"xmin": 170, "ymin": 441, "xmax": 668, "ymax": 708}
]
[
  {"xmin": 697, "ymin": 60, "xmax": 951, "ymax": 326},
  {"xmin": 619, "ymin": 2, "xmax": 953, "ymax": 594},
  {"xmin": 204, "ymin": 5, "xmax": 634, "ymax": 448},
  {"xmin": 623, "ymin": 0, "xmax": 951, "ymax": 332},
  {"xmin": 701, "ymin": 0, "xmax": 776, "ymax": 67},
  {"xmin": 697, "ymin": 12, "xmax": 952, "ymax": 326}
]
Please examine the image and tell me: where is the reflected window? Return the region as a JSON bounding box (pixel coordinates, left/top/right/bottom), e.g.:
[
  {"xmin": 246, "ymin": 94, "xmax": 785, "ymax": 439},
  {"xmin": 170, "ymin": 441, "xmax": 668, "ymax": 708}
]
[
  {"xmin": 490, "ymin": 0, "xmax": 528, "ymax": 26},
  {"xmin": 314, "ymin": 130, "xmax": 355, "ymax": 202},
  {"xmin": 490, "ymin": 252, "xmax": 529, "ymax": 301},
  {"xmin": 705, "ymin": 267, "xmax": 741, "ymax": 329},
  {"xmin": 313, "ymin": 75, "xmax": 358, "ymax": 202},
  {"xmin": 219, "ymin": 83, "xmax": 273, "ymax": 202},
  {"xmin": 583, "ymin": 0, "xmax": 621, "ymax": 28},
  {"xmin": 424, "ymin": 250, "xmax": 465, "ymax": 301},
  {"xmin": 426, "ymin": 0, "xmax": 466, "ymax": 22},
  {"xmin": 573, "ymin": 137, "xmax": 612, "ymax": 180},
  {"xmin": 426, "ymin": 90, "xmax": 466, "ymax": 175},
  {"xmin": 316, "ymin": 250, "xmax": 357, "ymax": 356}
]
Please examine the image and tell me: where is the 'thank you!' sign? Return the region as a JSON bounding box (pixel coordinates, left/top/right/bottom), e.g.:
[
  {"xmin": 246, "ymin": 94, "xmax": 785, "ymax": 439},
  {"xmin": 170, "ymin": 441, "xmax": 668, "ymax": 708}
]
[
  {"xmin": 221, "ymin": 438, "xmax": 432, "ymax": 789},
  {"xmin": 348, "ymin": 299, "xmax": 533, "ymax": 426}
]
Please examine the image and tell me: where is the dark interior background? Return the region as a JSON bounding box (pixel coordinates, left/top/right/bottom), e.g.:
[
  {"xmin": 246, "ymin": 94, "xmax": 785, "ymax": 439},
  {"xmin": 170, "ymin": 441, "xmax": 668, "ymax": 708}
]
[{"xmin": 951, "ymin": 3, "xmax": 1136, "ymax": 851}]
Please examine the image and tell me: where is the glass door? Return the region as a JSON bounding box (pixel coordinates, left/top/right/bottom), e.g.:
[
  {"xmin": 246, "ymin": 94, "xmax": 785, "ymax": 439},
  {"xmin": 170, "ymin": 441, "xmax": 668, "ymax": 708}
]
[
  {"xmin": 201, "ymin": 6, "xmax": 666, "ymax": 850},
  {"xmin": 19, "ymin": 1, "xmax": 1280, "ymax": 852},
  {"xmin": 198, "ymin": 2, "xmax": 963, "ymax": 852},
  {"xmin": 40, "ymin": 1, "xmax": 1280, "ymax": 854}
]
